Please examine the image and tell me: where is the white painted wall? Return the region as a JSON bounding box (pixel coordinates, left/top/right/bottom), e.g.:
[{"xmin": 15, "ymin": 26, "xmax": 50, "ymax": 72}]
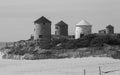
[
  {"xmin": 75, "ymin": 25, "xmax": 92, "ymax": 39},
  {"xmin": 75, "ymin": 27, "xmax": 82, "ymax": 39}
]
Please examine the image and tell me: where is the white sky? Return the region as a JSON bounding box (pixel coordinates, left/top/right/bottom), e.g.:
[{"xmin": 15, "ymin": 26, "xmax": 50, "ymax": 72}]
[{"xmin": 0, "ymin": 0, "xmax": 120, "ymax": 41}]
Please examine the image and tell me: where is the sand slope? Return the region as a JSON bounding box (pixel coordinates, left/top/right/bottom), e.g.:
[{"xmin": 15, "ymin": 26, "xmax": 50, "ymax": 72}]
[{"xmin": 0, "ymin": 57, "xmax": 120, "ymax": 75}]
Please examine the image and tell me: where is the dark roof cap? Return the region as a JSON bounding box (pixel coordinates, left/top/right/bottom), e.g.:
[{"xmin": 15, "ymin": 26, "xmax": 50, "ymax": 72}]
[
  {"xmin": 34, "ymin": 16, "xmax": 51, "ymax": 23},
  {"xmin": 106, "ymin": 25, "xmax": 114, "ymax": 28},
  {"xmin": 56, "ymin": 21, "xmax": 68, "ymax": 26}
]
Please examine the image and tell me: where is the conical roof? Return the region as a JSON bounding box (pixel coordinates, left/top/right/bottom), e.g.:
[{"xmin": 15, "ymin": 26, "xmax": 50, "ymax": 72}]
[
  {"xmin": 76, "ymin": 20, "xmax": 91, "ymax": 26},
  {"xmin": 34, "ymin": 16, "xmax": 51, "ymax": 23},
  {"xmin": 56, "ymin": 21, "xmax": 68, "ymax": 26}
]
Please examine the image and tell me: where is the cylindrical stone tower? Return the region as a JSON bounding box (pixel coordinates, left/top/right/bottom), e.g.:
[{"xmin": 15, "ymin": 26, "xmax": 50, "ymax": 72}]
[
  {"xmin": 55, "ymin": 21, "xmax": 68, "ymax": 36},
  {"xmin": 75, "ymin": 20, "xmax": 92, "ymax": 39},
  {"xmin": 34, "ymin": 16, "xmax": 51, "ymax": 48},
  {"xmin": 106, "ymin": 25, "xmax": 114, "ymax": 34}
]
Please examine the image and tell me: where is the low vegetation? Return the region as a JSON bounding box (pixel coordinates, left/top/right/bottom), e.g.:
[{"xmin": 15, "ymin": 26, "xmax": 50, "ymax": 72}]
[{"xmin": 1, "ymin": 34, "xmax": 120, "ymax": 60}]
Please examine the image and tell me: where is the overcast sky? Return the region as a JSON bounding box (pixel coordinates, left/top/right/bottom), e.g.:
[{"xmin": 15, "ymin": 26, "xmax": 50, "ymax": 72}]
[{"xmin": 0, "ymin": 0, "xmax": 120, "ymax": 41}]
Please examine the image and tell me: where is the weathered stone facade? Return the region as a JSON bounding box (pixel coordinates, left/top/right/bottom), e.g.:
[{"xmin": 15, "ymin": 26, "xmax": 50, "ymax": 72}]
[
  {"xmin": 55, "ymin": 21, "xmax": 68, "ymax": 36},
  {"xmin": 106, "ymin": 25, "xmax": 114, "ymax": 34},
  {"xmin": 34, "ymin": 16, "xmax": 51, "ymax": 49}
]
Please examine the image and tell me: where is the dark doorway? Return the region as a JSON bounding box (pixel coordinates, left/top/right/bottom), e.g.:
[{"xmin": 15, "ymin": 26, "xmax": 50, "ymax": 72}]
[
  {"xmin": 80, "ymin": 34, "xmax": 84, "ymax": 38},
  {"xmin": 39, "ymin": 35, "xmax": 43, "ymax": 38}
]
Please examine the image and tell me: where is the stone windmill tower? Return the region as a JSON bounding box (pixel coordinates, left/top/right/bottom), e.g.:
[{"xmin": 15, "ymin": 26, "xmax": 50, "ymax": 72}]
[
  {"xmin": 106, "ymin": 25, "xmax": 114, "ymax": 34},
  {"xmin": 55, "ymin": 21, "xmax": 68, "ymax": 36},
  {"xmin": 34, "ymin": 16, "xmax": 51, "ymax": 48},
  {"xmin": 75, "ymin": 20, "xmax": 92, "ymax": 39}
]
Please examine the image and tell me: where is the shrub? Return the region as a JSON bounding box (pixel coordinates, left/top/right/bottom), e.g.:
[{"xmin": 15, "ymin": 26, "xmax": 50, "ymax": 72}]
[{"xmin": 111, "ymin": 51, "xmax": 120, "ymax": 59}]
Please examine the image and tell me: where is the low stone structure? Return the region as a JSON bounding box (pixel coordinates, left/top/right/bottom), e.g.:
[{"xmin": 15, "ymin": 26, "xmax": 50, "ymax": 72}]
[{"xmin": 99, "ymin": 29, "xmax": 106, "ymax": 34}]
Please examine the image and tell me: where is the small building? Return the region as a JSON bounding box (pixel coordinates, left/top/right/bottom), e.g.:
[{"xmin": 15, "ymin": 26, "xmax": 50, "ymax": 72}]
[
  {"xmin": 106, "ymin": 25, "xmax": 114, "ymax": 34},
  {"xmin": 55, "ymin": 21, "xmax": 68, "ymax": 36},
  {"xmin": 34, "ymin": 16, "xmax": 51, "ymax": 48},
  {"xmin": 99, "ymin": 29, "xmax": 106, "ymax": 34},
  {"xmin": 75, "ymin": 20, "xmax": 92, "ymax": 39}
]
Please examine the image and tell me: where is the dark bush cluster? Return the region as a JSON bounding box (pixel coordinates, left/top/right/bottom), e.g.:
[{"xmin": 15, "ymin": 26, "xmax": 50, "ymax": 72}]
[{"xmin": 59, "ymin": 34, "xmax": 120, "ymax": 49}]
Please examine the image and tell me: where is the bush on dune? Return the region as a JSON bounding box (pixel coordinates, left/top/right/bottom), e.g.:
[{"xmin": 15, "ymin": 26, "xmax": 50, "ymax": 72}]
[{"xmin": 2, "ymin": 34, "xmax": 120, "ymax": 60}]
